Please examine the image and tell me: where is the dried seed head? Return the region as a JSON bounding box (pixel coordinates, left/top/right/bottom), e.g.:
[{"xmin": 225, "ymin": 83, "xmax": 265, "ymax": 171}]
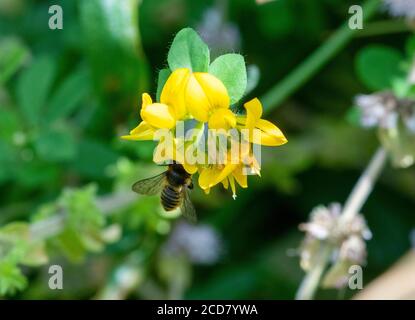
[{"xmin": 299, "ymin": 203, "xmax": 371, "ymax": 273}]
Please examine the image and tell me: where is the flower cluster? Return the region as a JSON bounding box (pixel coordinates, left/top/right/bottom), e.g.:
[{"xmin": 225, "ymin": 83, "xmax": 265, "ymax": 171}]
[
  {"xmin": 355, "ymin": 92, "xmax": 415, "ymax": 132},
  {"xmin": 299, "ymin": 203, "xmax": 371, "ymax": 288},
  {"xmin": 383, "ymin": 0, "xmax": 415, "ymax": 19},
  {"xmin": 355, "ymin": 92, "xmax": 415, "ymax": 168},
  {"xmin": 122, "ymin": 28, "xmax": 287, "ymax": 198}
]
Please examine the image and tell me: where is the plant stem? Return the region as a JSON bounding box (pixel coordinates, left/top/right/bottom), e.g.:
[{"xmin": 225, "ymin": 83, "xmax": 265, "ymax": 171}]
[
  {"xmin": 295, "ymin": 244, "xmax": 332, "ymax": 300},
  {"xmin": 261, "ymin": 0, "xmax": 380, "ymax": 114},
  {"xmin": 341, "ymin": 147, "xmax": 387, "ymax": 222},
  {"xmin": 355, "ymin": 20, "xmax": 411, "ymax": 38},
  {"xmin": 295, "ymin": 147, "xmax": 388, "ymax": 300}
]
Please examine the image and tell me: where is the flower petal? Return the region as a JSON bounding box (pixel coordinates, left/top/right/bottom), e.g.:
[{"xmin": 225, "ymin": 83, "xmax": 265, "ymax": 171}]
[
  {"xmin": 244, "ymin": 98, "xmax": 263, "ymax": 129},
  {"xmin": 141, "ymin": 103, "xmax": 176, "ymax": 129},
  {"xmin": 208, "ymin": 108, "xmax": 236, "ymax": 130},
  {"xmin": 214, "ymin": 162, "xmax": 237, "ymax": 186},
  {"xmin": 221, "ymin": 177, "xmax": 229, "ymax": 189},
  {"xmin": 183, "ymin": 161, "xmax": 198, "ymax": 174},
  {"xmin": 142, "ymin": 92, "xmax": 153, "ymax": 108},
  {"xmin": 186, "ymin": 73, "xmax": 230, "ymax": 121},
  {"xmin": 198, "ymin": 166, "xmax": 221, "ymax": 190},
  {"xmin": 256, "ymin": 119, "xmax": 288, "ymax": 146},
  {"xmin": 233, "ymin": 166, "xmax": 248, "ymax": 188},
  {"xmin": 160, "ymin": 68, "xmax": 190, "ymax": 120},
  {"xmin": 121, "ymin": 121, "xmax": 155, "ymax": 141}
]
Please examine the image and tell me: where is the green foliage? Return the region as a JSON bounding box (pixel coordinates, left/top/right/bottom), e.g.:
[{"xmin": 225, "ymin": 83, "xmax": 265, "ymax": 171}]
[
  {"xmin": 0, "ymin": 222, "xmax": 47, "ymax": 295},
  {"xmin": 35, "ymin": 126, "xmax": 77, "ymax": 162},
  {"xmin": 44, "ymin": 66, "xmax": 91, "ymax": 123},
  {"xmin": 16, "ymin": 56, "xmax": 57, "ymax": 126},
  {"xmin": 168, "ymin": 28, "xmax": 210, "ymax": 72},
  {"xmin": 79, "ymin": 0, "xmax": 149, "ymax": 96},
  {"xmin": 71, "ymin": 139, "xmax": 119, "ymax": 178},
  {"xmin": 156, "ymin": 68, "xmax": 171, "ymax": 101},
  {"xmin": 0, "ymin": 37, "xmax": 29, "ymax": 84},
  {"xmin": 52, "ymin": 185, "xmax": 106, "ymax": 261},
  {"xmin": 209, "ymin": 54, "xmax": 247, "ymax": 104},
  {"xmin": 0, "ymin": 259, "xmax": 27, "ymax": 296},
  {"xmin": 355, "ymin": 45, "xmax": 404, "ymax": 91},
  {"xmin": 1, "ymin": 0, "xmax": 415, "ymax": 301}
]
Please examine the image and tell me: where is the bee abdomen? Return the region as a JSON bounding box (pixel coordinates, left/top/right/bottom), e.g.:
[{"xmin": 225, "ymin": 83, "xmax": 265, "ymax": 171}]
[{"xmin": 161, "ymin": 185, "xmax": 181, "ymax": 211}]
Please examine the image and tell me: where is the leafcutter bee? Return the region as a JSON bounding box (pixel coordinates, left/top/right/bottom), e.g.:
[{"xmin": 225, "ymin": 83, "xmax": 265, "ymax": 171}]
[{"xmin": 132, "ymin": 163, "xmax": 197, "ymax": 222}]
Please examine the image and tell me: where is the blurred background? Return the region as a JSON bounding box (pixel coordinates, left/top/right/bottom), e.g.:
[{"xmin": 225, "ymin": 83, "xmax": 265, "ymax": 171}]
[{"xmin": 0, "ymin": 0, "xmax": 414, "ymax": 299}]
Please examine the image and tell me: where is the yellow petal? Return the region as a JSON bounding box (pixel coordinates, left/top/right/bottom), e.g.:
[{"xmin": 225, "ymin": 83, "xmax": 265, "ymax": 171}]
[
  {"xmin": 221, "ymin": 177, "xmax": 229, "ymax": 189},
  {"xmin": 121, "ymin": 121, "xmax": 155, "ymax": 141},
  {"xmin": 186, "ymin": 73, "xmax": 230, "ymax": 121},
  {"xmin": 214, "ymin": 162, "xmax": 237, "ymax": 186},
  {"xmin": 183, "ymin": 161, "xmax": 198, "ymax": 174},
  {"xmin": 208, "ymin": 108, "xmax": 236, "ymax": 130},
  {"xmin": 233, "ymin": 166, "xmax": 248, "ymax": 188},
  {"xmin": 256, "ymin": 119, "xmax": 288, "ymax": 146},
  {"xmin": 244, "ymin": 98, "xmax": 263, "ymax": 129},
  {"xmin": 198, "ymin": 166, "xmax": 221, "ymax": 190},
  {"xmin": 141, "ymin": 103, "xmax": 176, "ymax": 129},
  {"xmin": 142, "ymin": 92, "xmax": 153, "ymax": 108},
  {"xmin": 160, "ymin": 68, "xmax": 190, "ymax": 120}
]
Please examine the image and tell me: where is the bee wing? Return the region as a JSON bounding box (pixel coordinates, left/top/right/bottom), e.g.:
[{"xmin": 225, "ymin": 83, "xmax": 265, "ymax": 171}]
[
  {"xmin": 132, "ymin": 172, "xmax": 166, "ymax": 195},
  {"xmin": 180, "ymin": 187, "xmax": 197, "ymax": 223}
]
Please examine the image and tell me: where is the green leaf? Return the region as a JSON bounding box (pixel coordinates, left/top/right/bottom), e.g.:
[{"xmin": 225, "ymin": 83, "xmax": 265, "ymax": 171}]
[
  {"xmin": 15, "ymin": 160, "xmax": 59, "ymax": 188},
  {"xmin": 71, "ymin": 139, "xmax": 119, "ymax": 178},
  {"xmin": 0, "ymin": 141, "xmax": 14, "ymax": 183},
  {"xmin": 405, "ymin": 35, "xmax": 415, "ymax": 58},
  {"xmin": 0, "ymin": 38, "xmax": 29, "ymax": 84},
  {"xmin": 355, "ymin": 45, "xmax": 404, "ymax": 91},
  {"xmin": 0, "ymin": 260, "xmax": 27, "ymax": 296},
  {"xmin": 60, "ymin": 184, "xmax": 103, "ymax": 231},
  {"xmin": 168, "ymin": 28, "xmax": 210, "ymax": 72},
  {"xmin": 55, "ymin": 228, "xmax": 88, "ymax": 263},
  {"xmin": 16, "ymin": 56, "xmax": 56, "ymax": 126},
  {"xmin": 79, "ymin": 0, "xmax": 149, "ymax": 96},
  {"xmin": 156, "ymin": 68, "xmax": 171, "ymax": 101},
  {"xmin": 45, "ymin": 66, "xmax": 90, "ymax": 123},
  {"xmin": 35, "ymin": 127, "xmax": 77, "ymax": 162},
  {"xmin": 0, "ymin": 107, "xmax": 20, "ymax": 141},
  {"xmin": 21, "ymin": 242, "xmax": 48, "ymax": 267},
  {"xmin": 0, "ymin": 222, "xmax": 47, "ymax": 270},
  {"xmin": 209, "ymin": 54, "xmax": 247, "ymax": 104}
]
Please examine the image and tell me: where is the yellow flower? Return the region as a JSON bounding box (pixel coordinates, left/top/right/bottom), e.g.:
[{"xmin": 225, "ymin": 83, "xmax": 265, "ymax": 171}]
[
  {"xmin": 198, "ymin": 148, "xmax": 260, "ymax": 199},
  {"xmin": 237, "ymin": 98, "xmax": 287, "ymax": 146},
  {"xmin": 185, "ymin": 73, "xmax": 236, "ymax": 130},
  {"xmin": 121, "ymin": 68, "xmax": 190, "ymax": 140}
]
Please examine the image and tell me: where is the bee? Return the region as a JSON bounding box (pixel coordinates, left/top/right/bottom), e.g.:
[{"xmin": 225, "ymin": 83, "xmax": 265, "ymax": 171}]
[{"xmin": 132, "ymin": 163, "xmax": 197, "ymax": 222}]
